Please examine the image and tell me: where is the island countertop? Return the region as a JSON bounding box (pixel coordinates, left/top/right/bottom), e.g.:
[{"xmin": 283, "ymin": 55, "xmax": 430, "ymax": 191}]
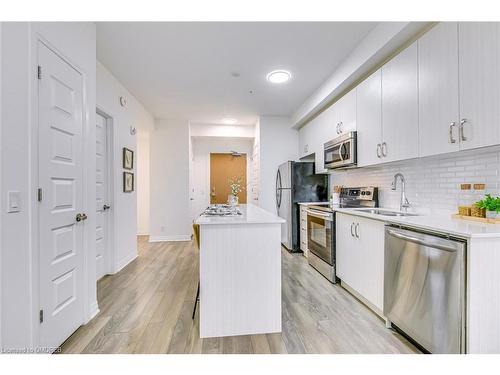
[{"xmin": 194, "ymin": 203, "xmax": 285, "ymax": 225}]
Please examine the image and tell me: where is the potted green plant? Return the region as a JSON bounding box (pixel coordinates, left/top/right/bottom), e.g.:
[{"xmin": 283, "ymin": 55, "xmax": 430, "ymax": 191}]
[{"xmin": 475, "ymin": 194, "xmax": 500, "ymax": 219}]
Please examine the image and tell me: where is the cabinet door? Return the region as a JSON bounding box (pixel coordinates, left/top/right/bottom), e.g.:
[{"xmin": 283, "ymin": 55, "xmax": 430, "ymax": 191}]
[
  {"xmin": 419, "ymin": 22, "xmax": 460, "ymax": 157},
  {"xmin": 357, "ymin": 69, "xmax": 383, "ymax": 167},
  {"xmin": 459, "ymin": 22, "xmax": 500, "ymax": 150},
  {"xmin": 299, "ymin": 120, "xmax": 314, "ymax": 158},
  {"xmin": 381, "ymin": 42, "xmax": 419, "ymax": 163},
  {"xmin": 312, "ymin": 111, "xmax": 329, "ymax": 174},
  {"xmin": 337, "ymin": 89, "xmax": 357, "ymax": 134},
  {"xmin": 355, "ymin": 216, "xmax": 385, "ymax": 311},
  {"xmin": 335, "ymin": 213, "xmax": 357, "ymax": 282}
]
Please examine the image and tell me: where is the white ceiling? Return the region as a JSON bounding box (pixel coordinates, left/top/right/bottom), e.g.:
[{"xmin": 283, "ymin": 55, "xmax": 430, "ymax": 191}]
[{"xmin": 96, "ymin": 22, "xmax": 378, "ymax": 125}]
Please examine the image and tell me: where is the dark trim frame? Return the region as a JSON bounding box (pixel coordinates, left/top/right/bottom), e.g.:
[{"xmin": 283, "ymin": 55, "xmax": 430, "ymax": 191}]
[
  {"xmin": 123, "ymin": 147, "xmax": 134, "ymax": 170},
  {"xmin": 123, "ymin": 172, "xmax": 134, "ymax": 192}
]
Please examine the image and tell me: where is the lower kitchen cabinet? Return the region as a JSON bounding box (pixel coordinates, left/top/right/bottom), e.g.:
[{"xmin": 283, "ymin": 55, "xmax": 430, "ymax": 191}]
[
  {"xmin": 299, "ymin": 205, "xmax": 309, "ymax": 257},
  {"xmin": 336, "ymin": 213, "xmax": 385, "ymax": 312}
]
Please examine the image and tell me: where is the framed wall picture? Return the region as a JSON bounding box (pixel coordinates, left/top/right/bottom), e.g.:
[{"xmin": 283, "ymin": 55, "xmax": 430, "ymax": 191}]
[
  {"xmin": 123, "ymin": 147, "xmax": 134, "ymax": 170},
  {"xmin": 123, "ymin": 172, "xmax": 134, "ymax": 192}
]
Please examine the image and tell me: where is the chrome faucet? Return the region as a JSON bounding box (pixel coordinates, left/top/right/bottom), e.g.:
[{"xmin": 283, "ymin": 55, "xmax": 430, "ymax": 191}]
[{"xmin": 391, "ymin": 173, "xmax": 411, "ymax": 212}]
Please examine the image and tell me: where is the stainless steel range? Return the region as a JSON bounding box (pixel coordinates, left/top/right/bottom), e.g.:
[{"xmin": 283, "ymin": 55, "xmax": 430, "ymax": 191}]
[{"xmin": 306, "ymin": 187, "xmax": 378, "ymax": 283}]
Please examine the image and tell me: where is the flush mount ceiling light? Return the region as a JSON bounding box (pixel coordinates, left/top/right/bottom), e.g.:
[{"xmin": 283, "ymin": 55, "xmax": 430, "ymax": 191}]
[
  {"xmin": 266, "ymin": 69, "xmax": 292, "ymax": 84},
  {"xmin": 222, "ymin": 118, "xmax": 237, "ymax": 125}
]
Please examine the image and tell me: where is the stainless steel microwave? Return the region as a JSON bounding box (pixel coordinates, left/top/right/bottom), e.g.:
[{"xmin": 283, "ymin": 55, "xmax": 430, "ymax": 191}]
[{"xmin": 324, "ymin": 131, "xmax": 357, "ymax": 169}]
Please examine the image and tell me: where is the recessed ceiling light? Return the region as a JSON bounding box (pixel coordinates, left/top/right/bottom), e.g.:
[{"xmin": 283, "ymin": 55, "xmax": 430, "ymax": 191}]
[
  {"xmin": 222, "ymin": 118, "xmax": 237, "ymax": 125},
  {"xmin": 266, "ymin": 70, "xmax": 292, "ymax": 84}
]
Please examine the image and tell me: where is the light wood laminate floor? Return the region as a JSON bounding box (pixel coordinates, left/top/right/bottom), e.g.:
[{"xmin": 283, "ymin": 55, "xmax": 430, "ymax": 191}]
[{"xmin": 60, "ymin": 236, "xmax": 419, "ymax": 354}]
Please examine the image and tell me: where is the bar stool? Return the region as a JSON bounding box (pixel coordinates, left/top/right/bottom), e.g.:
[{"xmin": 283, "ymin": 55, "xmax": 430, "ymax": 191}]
[{"xmin": 192, "ymin": 223, "xmax": 200, "ymax": 319}]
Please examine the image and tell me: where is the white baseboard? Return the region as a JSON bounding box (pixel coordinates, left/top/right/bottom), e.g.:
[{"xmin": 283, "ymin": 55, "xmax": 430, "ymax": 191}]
[
  {"xmin": 149, "ymin": 234, "xmax": 192, "ymax": 243},
  {"xmin": 86, "ymin": 301, "xmax": 100, "ymax": 324},
  {"xmin": 113, "ymin": 252, "xmax": 138, "ymax": 274}
]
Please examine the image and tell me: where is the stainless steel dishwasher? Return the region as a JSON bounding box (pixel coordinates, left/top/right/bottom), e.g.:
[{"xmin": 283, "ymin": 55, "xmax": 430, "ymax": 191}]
[{"xmin": 384, "ymin": 226, "xmax": 466, "ymax": 354}]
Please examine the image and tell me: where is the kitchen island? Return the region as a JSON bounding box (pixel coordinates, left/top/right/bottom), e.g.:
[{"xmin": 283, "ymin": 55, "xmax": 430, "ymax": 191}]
[{"xmin": 194, "ymin": 204, "xmax": 285, "ymax": 338}]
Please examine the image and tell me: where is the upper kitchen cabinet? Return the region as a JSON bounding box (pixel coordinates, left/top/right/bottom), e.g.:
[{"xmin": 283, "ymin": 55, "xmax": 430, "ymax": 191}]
[
  {"xmin": 458, "ymin": 22, "xmax": 500, "ymax": 150},
  {"xmin": 357, "ymin": 69, "xmax": 382, "ymax": 167},
  {"xmin": 334, "ymin": 89, "xmax": 357, "ymax": 135},
  {"xmin": 381, "ymin": 42, "xmax": 419, "ymax": 163},
  {"xmin": 419, "ymin": 22, "xmax": 460, "ymax": 157},
  {"xmin": 299, "ymin": 116, "xmax": 315, "ymax": 159}
]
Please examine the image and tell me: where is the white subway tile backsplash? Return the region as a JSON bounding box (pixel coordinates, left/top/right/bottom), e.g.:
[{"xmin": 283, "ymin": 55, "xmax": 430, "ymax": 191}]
[{"xmin": 329, "ymin": 148, "xmax": 500, "ymax": 213}]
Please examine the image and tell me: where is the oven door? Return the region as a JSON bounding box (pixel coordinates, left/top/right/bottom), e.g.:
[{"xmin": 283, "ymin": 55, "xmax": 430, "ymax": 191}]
[{"xmin": 307, "ymin": 210, "xmax": 334, "ymax": 265}]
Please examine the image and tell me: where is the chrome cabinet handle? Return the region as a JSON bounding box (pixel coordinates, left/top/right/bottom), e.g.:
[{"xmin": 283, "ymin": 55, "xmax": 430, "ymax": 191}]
[
  {"xmin": 336, "ymin": 123, "xmax": 340, "ymax": 134},
  {"xmin": 381, "ymin": 142, "xmax": 387, "ymax": 157},
  {"xmin": 103, "ymin": 204, "xmax": 111, "ymax": 211},
  {"xmin": 460, "ymin": 118, "xmax": 468, "ymax": 141},
  {"xmin": 350, "ymin": 223, "xmax": 355, "ymax": 237},
  {"xmin": 376, "ymin": 144, "xmax": 382, "ymax": 158},
  {"xmin": 81, "ymin": 213, "xmax": 88, "ymax": 221},
  {"xmin": 449, "ymin": 122, "xmax": 457, "ymax": 144},
  {"xmin": 338, "ymin": 121, "xmax": 343, "ymax": 133},
  {"xmin": 355, "ymin": 223, "xmax": 360, "ymax": 238}
]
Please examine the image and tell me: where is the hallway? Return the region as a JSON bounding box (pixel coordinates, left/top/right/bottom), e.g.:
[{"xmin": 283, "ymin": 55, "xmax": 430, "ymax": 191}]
[{"xmin": 60, "ymin": 237, "xmax": 418, "ymax": 354}]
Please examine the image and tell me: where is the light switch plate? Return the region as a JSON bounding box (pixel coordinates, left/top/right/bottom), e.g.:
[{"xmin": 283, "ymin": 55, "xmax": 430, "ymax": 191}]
[{"xmin": 7, "ymin": 191, "xmax": 21, "ymax": 213}]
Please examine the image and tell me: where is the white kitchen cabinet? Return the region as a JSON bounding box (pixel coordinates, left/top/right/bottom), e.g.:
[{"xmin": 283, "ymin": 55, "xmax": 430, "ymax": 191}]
[
  {"xmin": 336, "ymin": 213, "xmax": 385, "ymax": 311},
  {"xmin": 334, "ymin": 89, "xmax": 357, "ymax": 135},
  {"xmin": 356, "ymin": 69, "xmax": 383, "ymax": 167},
  {"xmin": 381, "ymin": 42, "xmax": 419, "ymax": 163},
  {"xmin": 419, "ymin": 22, "xmax": 460, "ymax": 157},
  {"xmin": 299, "ymin": 205, "xmax": 309, "ymax": 257},
  {"xmin": 298, "ymin": 117, "xmax": 315, "ymax": 159},
  {"xmin": 458, "ymin": 22, "xmax": 500, "ymax": 150}
]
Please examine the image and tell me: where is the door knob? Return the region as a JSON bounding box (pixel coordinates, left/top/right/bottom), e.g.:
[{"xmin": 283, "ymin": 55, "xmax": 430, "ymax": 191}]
[{"xmin": 103, "ymin": 204, "xmax": 111, "ymax": 211}]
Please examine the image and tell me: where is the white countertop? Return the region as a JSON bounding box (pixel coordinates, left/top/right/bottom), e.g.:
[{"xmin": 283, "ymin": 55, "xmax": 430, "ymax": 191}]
[
  {"xmin": 195, "ymin": 204, "xmax": 285, "ymax": 225},
  {"xmin": 335, "ymin": 207, "xmax": 500, "ymax": 239}
]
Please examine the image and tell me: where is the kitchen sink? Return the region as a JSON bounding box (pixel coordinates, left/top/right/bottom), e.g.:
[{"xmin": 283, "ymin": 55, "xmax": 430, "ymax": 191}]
[{"xmin": 355, "ymin": 208, "xmax": 419, "ymax": 217}]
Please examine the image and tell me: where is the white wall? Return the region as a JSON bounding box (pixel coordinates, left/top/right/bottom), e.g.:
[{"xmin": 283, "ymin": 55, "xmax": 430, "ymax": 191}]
[
  {"xmin": 150, "ymin": 119, "xmax": 191, "ymax": 241},
  {"xmin": 329, "ymin": 148, "xmax": 500, "ymax": 214},
  {"xmin": 0, "ymin": 22, "xmax": 96, "ymax": 349},
  {"xmin": 258, "ymin": 116, "xmax": 299, "ymax": 213},
  {"xmin": 96, "ymin": 62, "xmax": 154, "ymax": 269},
  {"xmin": 137, "ymin": 130, "xmax": 150, "ymax": 235},
  {"xmin": 190, "ymin": 123, "xmax": 255, "ymax": 138},
  {"xmin": 190, "ymin": 137, "xmax": 255, "ymax": 220}
]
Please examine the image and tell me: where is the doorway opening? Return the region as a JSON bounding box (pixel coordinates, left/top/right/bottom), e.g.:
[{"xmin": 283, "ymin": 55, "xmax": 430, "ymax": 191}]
[{"xmin": 96, "ymin": 108, "xmax": 115, "ymax": 281}]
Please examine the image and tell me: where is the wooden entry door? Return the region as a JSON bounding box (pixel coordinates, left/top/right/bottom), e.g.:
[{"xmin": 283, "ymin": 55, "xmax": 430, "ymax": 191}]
[
  {"xmin": 210, "ymin": 153, "xmax": 247, "ymax": 204},
  {"xmin": 38, "ymin": 41, "xmax": 85, "ymax": 348}
]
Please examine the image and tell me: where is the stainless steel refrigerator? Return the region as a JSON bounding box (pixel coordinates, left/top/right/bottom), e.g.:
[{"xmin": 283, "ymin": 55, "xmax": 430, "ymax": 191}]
[{"xmin": 276, "ymin": 161, "xmax": 328, "ymax": 252}]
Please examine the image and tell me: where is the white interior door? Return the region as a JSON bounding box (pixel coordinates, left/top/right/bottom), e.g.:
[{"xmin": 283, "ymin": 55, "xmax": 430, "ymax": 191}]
[
  {"xmin": 38, "ymin": 41, "xmax": 85, "ymax": 348},
  {"xmin": 96, "ymin": 112, "xmax": 109, "ymax": 280}
]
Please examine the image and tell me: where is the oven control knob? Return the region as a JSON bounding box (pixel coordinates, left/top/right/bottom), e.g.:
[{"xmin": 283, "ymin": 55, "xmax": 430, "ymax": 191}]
[
  {"xmin": 361, "ymin": 191, "xmax": 366, "ymax": 195},
  {"xmin": 365, "ymin": 191, "xmax": 371, "ymax": 196}
]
